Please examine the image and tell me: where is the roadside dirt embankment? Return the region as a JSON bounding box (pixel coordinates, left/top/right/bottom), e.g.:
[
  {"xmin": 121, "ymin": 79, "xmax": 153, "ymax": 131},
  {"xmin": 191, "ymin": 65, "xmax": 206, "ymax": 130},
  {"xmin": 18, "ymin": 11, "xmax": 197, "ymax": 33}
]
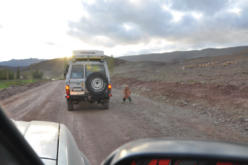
[
  {"xmin": 112, "ymin": 54, "xmax": 248, "ymax": 136},
  {"xmin": 112, "ymin": 75, "xmax": 248, "ymax": 136},
  {"xmin": 0, "ymin": 80, "xmax": 49, "ymax": 100}
]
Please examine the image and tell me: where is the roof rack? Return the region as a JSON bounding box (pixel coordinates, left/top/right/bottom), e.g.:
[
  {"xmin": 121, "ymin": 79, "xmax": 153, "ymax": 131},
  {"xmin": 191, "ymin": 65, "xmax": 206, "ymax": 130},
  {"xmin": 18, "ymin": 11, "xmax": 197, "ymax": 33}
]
[{"xmin": 72, "ymin": 50, "xmax": 105, "ymax": 61}]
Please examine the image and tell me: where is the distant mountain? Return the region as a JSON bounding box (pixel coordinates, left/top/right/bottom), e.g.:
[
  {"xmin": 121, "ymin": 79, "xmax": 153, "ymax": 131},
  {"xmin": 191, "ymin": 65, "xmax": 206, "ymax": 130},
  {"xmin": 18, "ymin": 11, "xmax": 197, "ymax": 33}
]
[
  {"xmin": 0, "ymin": 58, "xmax": 45, "ymax": 67},
  {"xmin": 120, "ymin": 46, "xmax": 248, "ymax": 62}
]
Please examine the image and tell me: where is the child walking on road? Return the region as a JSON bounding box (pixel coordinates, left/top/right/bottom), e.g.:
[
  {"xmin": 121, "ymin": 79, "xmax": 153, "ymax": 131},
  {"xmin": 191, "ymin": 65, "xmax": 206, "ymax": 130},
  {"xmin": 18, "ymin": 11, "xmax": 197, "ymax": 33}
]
[{"xmin": 122, "ymin": 85, "xmax": 132, "ymax": 103}]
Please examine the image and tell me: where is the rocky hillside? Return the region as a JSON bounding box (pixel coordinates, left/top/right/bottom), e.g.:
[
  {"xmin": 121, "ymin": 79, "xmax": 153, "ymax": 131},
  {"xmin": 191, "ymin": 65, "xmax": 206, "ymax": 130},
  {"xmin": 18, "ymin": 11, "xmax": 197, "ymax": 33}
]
[
  {"xmin": 120, "ymin": 45, "xmax": 248, "ymax": 63},
  {"xmin": 24, "ymin": 58, "xmax": 66, "ymax": 79},
  {"xmin": 113, "ymin": 53, "xmax": 248, "ymax": 133}
]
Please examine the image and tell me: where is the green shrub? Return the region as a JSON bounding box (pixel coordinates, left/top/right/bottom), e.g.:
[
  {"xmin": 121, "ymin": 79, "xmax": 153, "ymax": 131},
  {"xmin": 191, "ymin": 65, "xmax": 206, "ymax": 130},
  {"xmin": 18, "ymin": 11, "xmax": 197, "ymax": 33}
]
[
  {"xmin": 0, "ymin": 69, "xmax": 15, "ymax": 80},
  {"xmin": 32, "ymin": 70, "xmax": 43, "ymax": 79}
]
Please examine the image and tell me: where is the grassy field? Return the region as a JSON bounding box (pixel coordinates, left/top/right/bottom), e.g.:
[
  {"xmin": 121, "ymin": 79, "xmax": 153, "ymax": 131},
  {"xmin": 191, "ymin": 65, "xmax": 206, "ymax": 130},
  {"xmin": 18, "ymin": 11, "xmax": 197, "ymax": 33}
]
[{"xmin": 0, "ymin": 79, "xmax": 38, "ymax": 89}]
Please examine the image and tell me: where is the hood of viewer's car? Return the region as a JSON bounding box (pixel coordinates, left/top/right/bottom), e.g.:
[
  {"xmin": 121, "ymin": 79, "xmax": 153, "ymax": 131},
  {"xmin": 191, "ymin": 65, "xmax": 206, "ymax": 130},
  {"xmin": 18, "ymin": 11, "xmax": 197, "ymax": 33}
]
[{"xmin": 14, "ymin": 121, "xmax": 59, "ymax": 165}]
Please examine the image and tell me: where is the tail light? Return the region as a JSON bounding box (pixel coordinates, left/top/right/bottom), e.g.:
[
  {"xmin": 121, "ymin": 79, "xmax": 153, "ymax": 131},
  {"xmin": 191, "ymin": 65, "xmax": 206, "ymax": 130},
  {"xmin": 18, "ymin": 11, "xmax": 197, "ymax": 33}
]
[
  {"xmin": 108, "ymin": 84, "xmax": 112, "ymax": 97},
  {"xmin": 108, "ymin": 84, "xmax": 112, "ymax": 90},
  {"xmin": 65, "ymin": 85, "xmax": 70, "ymax": 95}
]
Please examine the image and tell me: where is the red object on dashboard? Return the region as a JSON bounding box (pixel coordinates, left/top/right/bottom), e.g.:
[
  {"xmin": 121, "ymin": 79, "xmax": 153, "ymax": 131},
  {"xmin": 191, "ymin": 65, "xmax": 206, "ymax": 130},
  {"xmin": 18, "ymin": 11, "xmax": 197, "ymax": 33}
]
[
  {"xmin": 148, "ymin": 160, "xmax": 157, "ymax": 165},
  {"xmin": 131, "ymin": 159, "xmax": 171, "ymax": 165},
  {"xmin": 216, "ymin": 162, "xmax": 234, "ymax": 165},
  {"xmin": 148, "ymin": 159, "xmax": 170, "ymax": 165},
  {"xmin": 158, "ymin": 160, "xmax": 170, "ymax": 165}
]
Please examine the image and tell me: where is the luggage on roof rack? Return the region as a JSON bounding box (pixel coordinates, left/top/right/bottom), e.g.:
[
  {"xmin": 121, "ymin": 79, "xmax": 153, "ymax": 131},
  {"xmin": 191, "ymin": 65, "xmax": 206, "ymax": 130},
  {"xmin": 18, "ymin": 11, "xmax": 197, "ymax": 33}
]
[{"xmin": 72, "ymin": 50, "xmax": 105, "ymax": 61}]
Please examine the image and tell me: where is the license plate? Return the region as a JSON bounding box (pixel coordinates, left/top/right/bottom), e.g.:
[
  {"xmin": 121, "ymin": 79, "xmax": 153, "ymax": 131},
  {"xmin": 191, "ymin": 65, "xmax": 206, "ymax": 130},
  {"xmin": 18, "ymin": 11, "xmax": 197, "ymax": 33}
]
[{"xmin": 70, "ymin": 91, "xmax": 85, "ymax": 95}]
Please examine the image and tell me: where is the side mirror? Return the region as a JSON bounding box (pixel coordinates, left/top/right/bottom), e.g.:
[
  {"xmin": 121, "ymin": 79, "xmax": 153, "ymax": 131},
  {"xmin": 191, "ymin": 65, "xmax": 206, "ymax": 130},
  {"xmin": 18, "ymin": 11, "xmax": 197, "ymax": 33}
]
[{"xmin": 102, "ymin": 139, "xmax": 248, "ymax": 165}]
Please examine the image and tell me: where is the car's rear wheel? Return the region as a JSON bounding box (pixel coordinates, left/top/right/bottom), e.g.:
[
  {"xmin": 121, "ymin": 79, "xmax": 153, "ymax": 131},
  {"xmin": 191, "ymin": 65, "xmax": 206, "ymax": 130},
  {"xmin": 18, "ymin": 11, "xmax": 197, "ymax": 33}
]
[{"xmin": 67, "ymin": 100, "xmax": 74, "ymax": 111}]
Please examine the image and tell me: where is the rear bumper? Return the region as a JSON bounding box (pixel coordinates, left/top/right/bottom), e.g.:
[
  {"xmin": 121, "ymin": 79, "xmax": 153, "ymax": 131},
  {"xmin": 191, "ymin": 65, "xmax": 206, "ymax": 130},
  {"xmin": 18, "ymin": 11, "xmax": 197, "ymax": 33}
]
[{"xmin": 65, "ymin": 92, "xmax": 111, "ymax": 102}]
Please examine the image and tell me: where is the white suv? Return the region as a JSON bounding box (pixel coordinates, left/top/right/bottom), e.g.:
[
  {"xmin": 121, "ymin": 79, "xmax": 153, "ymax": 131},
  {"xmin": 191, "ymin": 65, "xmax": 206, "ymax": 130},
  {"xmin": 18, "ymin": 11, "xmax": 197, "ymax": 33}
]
[{"xmin": 65, "ymin": 50, "xmax": 112, "ymax": 110}]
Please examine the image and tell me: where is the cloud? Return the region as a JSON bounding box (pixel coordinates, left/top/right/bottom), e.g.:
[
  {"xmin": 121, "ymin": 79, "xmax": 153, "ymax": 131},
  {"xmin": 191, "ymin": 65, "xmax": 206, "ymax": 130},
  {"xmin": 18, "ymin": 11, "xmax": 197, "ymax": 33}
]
[
  {"xmin": 169, "ymin": 0, "xmax": 229, "ymax": 15},
  {"xmin": 68, "ymin": 0, "xmax": 248, "ymax": 55},
  {"xmin": 45, "ymin": 42, "xmax": 56, "ymax": 46},
  {"xmin": 69, "ymin": 0, "xmax": 172, "ymax": 45}
]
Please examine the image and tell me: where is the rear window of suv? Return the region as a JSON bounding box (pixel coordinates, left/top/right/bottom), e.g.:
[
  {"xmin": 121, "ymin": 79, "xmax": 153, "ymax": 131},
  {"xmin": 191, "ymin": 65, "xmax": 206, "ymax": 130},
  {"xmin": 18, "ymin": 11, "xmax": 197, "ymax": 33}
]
[
  {"xmin": 86, "ymin": 64, "xmax": 105, "ymax": 77},
  {"xmin": 70, "ymin": 65, "xmax": 84, "ymax": 79}
]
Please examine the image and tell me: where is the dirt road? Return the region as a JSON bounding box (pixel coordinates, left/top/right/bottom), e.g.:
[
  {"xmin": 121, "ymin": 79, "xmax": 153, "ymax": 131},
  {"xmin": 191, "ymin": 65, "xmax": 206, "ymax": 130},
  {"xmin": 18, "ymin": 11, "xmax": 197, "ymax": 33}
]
[{"xmin": 0, "ymin": 80, "xmax": 247, "ymax": 165}]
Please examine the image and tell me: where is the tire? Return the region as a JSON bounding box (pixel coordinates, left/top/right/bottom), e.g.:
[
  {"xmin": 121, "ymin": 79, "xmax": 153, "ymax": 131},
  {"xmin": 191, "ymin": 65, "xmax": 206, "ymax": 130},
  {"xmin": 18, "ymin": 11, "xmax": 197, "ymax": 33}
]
[
  {"xmin": 86, "ymin": 72, "xmax": 108, "ymax": 96},
  {"xmin": 67, "ymin": 100, "xmax": 73, "ymax": 111},
  {"xmin": 102, "ymin": 100, "xmax": 109, "ymax": 110}
]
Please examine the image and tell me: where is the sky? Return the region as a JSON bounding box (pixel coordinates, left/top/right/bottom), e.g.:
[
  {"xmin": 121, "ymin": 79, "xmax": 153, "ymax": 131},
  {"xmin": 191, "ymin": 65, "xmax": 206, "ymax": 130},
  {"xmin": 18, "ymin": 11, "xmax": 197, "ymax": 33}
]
[{"xmin": 0, "ymin": 0, "xmax": 248, "ymax": 61}]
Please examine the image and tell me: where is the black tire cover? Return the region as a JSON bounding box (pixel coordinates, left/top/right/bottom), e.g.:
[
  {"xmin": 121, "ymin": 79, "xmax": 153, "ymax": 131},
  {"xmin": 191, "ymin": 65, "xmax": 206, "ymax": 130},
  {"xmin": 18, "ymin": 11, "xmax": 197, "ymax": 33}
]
[{"xmin": 86, "ymin": 72, "xmax": 108, "ymax": 96}]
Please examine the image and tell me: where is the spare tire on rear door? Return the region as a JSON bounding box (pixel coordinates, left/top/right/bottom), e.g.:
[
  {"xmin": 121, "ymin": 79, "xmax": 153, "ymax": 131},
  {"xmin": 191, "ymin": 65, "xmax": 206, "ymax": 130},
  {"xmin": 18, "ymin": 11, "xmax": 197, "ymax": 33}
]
[{"xmin": 86, "ymin": 72, "xmax": 108, "ymax": 96}]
